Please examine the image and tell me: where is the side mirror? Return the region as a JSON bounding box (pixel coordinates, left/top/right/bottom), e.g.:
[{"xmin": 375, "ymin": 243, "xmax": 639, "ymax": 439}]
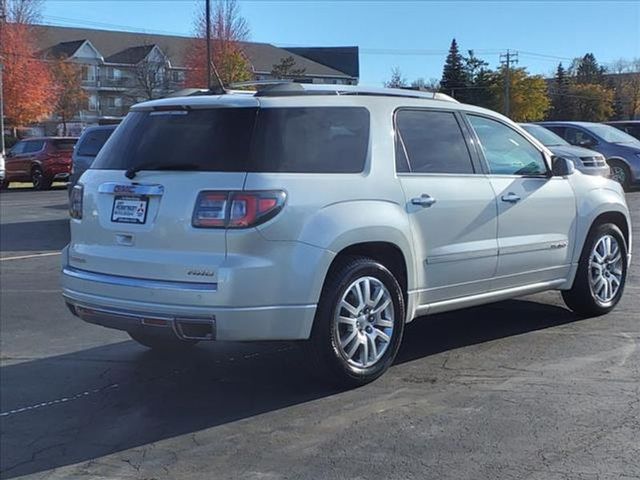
[{"xmin": 552, "ymin": 156, "xmax": 576, "ymax": 177}]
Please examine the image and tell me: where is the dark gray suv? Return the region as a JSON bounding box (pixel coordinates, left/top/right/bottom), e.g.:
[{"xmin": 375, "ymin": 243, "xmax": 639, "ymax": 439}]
[
  {"xmin": 538, "ymin": 121, "xmax": 640, "ymax": 190},
  {"xmin": 69, "ymin": 125, "xmax": 116, "ymax": 191}
]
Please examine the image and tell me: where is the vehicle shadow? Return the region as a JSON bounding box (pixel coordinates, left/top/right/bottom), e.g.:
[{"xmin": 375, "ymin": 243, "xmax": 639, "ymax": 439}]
[
  {"xmin": 0, "ymin": 298, "xmax": 579, "ymax": 478},
  {"xmin": 0, "ymin": 219, "xmax": 69, "ymax": 253}
]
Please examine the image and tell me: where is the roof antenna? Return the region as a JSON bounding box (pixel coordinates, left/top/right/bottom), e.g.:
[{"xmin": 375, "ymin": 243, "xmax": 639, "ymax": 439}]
[{"xmin": 205, "ymin": 0, "xmax": 226, "ymax": 94}]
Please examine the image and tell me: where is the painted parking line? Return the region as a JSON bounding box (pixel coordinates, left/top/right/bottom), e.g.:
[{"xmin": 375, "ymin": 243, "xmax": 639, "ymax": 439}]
[{"xmin": 0, "ymin": 252, "xmax": 62, "ymax": 262}]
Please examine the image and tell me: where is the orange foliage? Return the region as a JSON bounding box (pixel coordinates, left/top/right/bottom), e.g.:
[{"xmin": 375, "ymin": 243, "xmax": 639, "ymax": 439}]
[{"xmin": 1, "ymin": 23, "xmax": 55, "ymax": 126}]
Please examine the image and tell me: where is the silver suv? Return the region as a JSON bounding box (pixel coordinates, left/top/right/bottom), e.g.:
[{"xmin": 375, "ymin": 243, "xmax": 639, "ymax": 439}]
[{"xmin": 63, "ymin": 84, "xmax": 632, "ymax": 386}]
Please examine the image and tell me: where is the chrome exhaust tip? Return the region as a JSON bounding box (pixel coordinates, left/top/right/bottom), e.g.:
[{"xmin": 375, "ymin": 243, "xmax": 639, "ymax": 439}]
[{"xmin": 174, "ymin": 318, "xmax": 216, "ymax": 341}]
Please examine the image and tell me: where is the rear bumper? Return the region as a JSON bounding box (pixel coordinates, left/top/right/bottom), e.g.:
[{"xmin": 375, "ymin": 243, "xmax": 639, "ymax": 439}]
[{"xmin": 61, "ymin": 264, "xmax": 317, "ymax": 341}]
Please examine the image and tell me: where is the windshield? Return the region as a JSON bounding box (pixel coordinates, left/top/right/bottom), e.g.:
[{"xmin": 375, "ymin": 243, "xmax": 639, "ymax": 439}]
[
  {"xmin": 521, "ymin": 124, "xmax": 569, "ymax": 147},
  {"xmin": 587, "ymin": 124, "xmax": 640, "ymax": 144}
]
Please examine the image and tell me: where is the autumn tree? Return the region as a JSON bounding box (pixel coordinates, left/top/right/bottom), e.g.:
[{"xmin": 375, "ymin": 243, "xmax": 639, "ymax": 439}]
[
  {"xmin": 490, "ymin": 66, "xmax": 550, "ymax": 121},
  {"xmin": 610, "ymin": 59, "xmax": 640, "ymax": 120},
  {"xmin": 271, "ymin": 56, "xmax": 306, "ymax": 80},
  {"xmin": 184, "ymin": 0, "xmax": 253, "ymax": 88},
  {"xmin": 569, "ymin": 83, "xmax": 614, "ymax": 121},
  {"xmin": 0, "ymin": 22, "xmax": 55, "ymax": 127},
  {"xmin": 50, "ymin": 57, "xmax": 87, "ymax": 135},
  {"xmin": 384, "ymin": 67, "xmax": 407, "ymax": 88}
]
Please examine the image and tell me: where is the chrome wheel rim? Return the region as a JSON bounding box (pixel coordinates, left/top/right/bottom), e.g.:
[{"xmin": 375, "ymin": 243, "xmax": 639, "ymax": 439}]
[
  {"xmin": 334, "ymin": 276, "xmax": 394, "ymax": 368},
  {"xmin": 610, "ymin": 166, "xmax": 626, "ymax": 185},
  {"xmin": 589, "ymin": 234, "xmax": 623, "ymax": 305}
]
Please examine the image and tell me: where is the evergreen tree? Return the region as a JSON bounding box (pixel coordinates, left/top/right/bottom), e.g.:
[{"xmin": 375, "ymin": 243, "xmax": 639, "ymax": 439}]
[
  {"xmin": 463, "ymin": 50, "xmax": 495, "ymax": 108},
  {"xmin": 576, "ymin": 53, "xmax": 606, "ymax": 85},
  {"xmin": 440, "ymin": 39, "xmax": 469, "ymax": 101},
  {"xmin": 549, "ymin": 63, "xmax": 574, "ymax": 120}
]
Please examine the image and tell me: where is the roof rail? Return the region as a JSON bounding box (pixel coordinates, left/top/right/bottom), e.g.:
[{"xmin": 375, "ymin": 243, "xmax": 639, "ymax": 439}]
[{"xmin": 241, "ymin": 82, "xmax": 459, "ymax": 102}]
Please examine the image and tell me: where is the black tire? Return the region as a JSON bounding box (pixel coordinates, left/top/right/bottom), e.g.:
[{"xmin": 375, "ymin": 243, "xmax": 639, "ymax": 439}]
[
  {"xmin": 306, "ymin": 256, "xmax": 405, "ymax": 388},
  {"xmin": 562, "ymin": 222, "xmax": 628, "ymax": 317},
  {"xmin": 31, "ymin": 166, "xmax": 52, "ymax": 191},
  {"xmin": 128, "ymin": 330, "xmax": 199, "ymax": 351},
  {"xmin": 608, "ymin": 160, "xmax": 631, "ymax": 191},
  {"xmin": 0, "ymin": 179, "xmax": 9, "ymax": 190}
]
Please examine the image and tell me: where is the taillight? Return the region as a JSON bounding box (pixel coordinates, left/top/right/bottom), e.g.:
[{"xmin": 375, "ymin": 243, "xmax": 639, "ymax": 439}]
[
  {"xmin": 192, "ymin": 190, "xmax": 286, "ymax": 229},
  {"xmin": 69, "ymin": 185, "xmax": 83, "ymax": 219}
]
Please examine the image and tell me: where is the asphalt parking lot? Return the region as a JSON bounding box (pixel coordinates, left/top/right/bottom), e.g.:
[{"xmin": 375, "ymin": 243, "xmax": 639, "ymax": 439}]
[{"xmin": 1, "ymin": 186, "xmax": 639, "ymax": 480}]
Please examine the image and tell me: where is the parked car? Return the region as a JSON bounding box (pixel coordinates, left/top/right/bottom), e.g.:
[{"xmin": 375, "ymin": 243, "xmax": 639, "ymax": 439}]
[
  {"xmin": 0, "ymin": 151, "xmax": 5, "ymax": 186},
  {"xmin": 605, "ymin": 120, "xmax": 640, "ymax": 141},
  {"xmin": 1, "ymin": 137, "xmax": 77, "ymax": 190},
  {"xmin": 69, "ymin": 125, "xmax": 117, "ymax": 191},
  {"xmin": 537, "ymin": 121, "xmax": 640, "ymax": 190},
  {"xmin": 519, "ymin": 123, "xmax": 610, "ymax": 177},
  {"xmin": 62, "ymin": 84, "xmax": 632, "ymax": 386}
]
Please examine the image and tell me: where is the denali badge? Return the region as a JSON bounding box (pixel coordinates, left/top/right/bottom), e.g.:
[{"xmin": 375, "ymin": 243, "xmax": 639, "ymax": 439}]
[{"xmin": 187, "ymin": 269, "xmax": 215, "ymax": 277}]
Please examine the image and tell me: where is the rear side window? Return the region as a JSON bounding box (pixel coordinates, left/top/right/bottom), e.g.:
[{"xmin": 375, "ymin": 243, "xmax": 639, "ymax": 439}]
[
  {"xmin": 395, "ymin": 109, "xmax": 474, "ymax": 174},
  {"xmin": 77, "ymin": 129, "xmax": 115, "ymax": 157},
  {"xmin": 24, "ymin": 141, "xmax": 45, "ymax": 153},
  {"xmin": 92, "ymin": 107, "xmax": 370, "ymax": 173},
  {"xmin": 52, "ymin": 139, "xmax": 77, "ymax": 151},
  {"xmin": 251, "ymin": 107, "xmax": 369, "ymax": 173}
]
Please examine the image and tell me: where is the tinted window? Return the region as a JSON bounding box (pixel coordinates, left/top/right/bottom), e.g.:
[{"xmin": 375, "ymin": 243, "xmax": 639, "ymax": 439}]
[
  {"xmin": 10, "ymin": 141, "xmax": 26, "ymax": 155},
  {"xmin": 468, "ymin": 115, "xmax": 547, "ymax": 175},
  {"xmin": 545, "ymin": 126, "xmax": 566, "ymax": 137},
  {"xmin": 52, "ymin": 139, "xmax": 77, "ymax": 151},
  {"xmin": 585, "ymin": 124, "xmax": 639, "ymax": 144},
  {"xmin": 251, "ymin": 107, "xmax": 369, "ymax": 173},
  {"xmin": 24, "ymin": 140, "xmax": 45, "ymax": 153},
  {"xmin": 77, "ymin": 129, "xmax": 114, "ymax": 157},
  {"xmin": 395, "ymin": 110, "xmax": 473, "ymax": 174},
  {"xmin": 564, "ymin": 127, "xmax": 597, "ymax": 146},
  {"xmin": 93, "ymin": 107, "xmax": 370, "ymax": 174},
  {"xmin": 93, "ymin": 109, "xmax": 257, "ymax": 171}
]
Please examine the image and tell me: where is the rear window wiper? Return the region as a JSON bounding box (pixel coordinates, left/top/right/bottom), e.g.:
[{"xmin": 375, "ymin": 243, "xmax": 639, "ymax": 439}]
[{"xmin": 125, "ymin": 162, "xmax": 200, "ymax": 179}]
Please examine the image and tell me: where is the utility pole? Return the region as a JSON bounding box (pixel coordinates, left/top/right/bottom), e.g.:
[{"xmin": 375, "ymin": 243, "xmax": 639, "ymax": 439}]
[
  {"xmin": 499, "ymin": 49, "xmax": 518, "ymax": 118},
  {"xmin": 205, "ymin": 0, "xmax": 212, "ymax": 91}
]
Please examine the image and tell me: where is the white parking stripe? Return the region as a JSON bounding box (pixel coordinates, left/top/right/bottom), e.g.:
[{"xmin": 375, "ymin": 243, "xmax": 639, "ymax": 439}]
[{"xmin": 0, "ymin": 252, "xmax": 61, "ymax": 262}]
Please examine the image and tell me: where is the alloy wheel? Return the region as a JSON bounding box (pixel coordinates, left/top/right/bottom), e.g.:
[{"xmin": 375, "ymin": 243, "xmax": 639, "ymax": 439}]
[
  {"xmin": 589, "ymin": 234, "xmax": 623, "ymax": 305},
  {"xmin": 333, "ymin": 276, "xmax": 394, "ymax": 368}
]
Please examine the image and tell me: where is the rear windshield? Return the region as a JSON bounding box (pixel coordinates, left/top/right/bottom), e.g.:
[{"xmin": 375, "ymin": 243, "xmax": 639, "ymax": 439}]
[
  {"xmin": 52, "ymin": 139, "xmax": 77, "ymax": 151},
  {"xmin": 91, "ymin": 107, "xmax": 370, "ymax": 173},
  {"xmin": 77, "ymin": 129, "xmax": 115, "ymax": 157}
]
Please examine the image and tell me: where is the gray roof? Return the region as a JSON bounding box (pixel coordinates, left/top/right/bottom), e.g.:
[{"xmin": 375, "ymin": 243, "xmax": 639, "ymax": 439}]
[
  {"xmin": 105, "ymin": 44, "xmax": 156, "ymax": 64},
  {"xmin": 285, "ymin": 47, "xmax": 359, "ymax": 78},
  {"xmin": 40, "ymin": 39, "xmax": 85, "ymax": 58},
  {"xmin": 31, "ymin": 24, "xmax": 355, "ymax": 78}
]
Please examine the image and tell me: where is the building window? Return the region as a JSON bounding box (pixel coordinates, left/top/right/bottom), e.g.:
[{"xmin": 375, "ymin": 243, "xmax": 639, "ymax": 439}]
[
  {"xmin": 107, "ymin": 67, "xmax": 121, "ymax": 80},
  {"xmin": 171, "ymin": 70, "xmax": 185, "ymax": 83},
  {"xmin": 82, "ymin": 65, "xmax": 95, "ymax": 82},
  {"xmin": 106, "ymin": 97, "xmax": 123, "ymax": 108},
  {"xmin": 88, "ymin": 95, "xmax": 98, "ymax": 111}
]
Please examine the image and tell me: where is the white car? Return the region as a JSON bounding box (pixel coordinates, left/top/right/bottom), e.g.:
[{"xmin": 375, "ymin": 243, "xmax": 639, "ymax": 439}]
[{"xmin": 62, "ymin": 84, "xmax": 632, "ymax": 386}]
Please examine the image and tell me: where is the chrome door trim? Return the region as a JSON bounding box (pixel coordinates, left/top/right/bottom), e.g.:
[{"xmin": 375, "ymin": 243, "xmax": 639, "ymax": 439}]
[
  {"xmin": 98, "ymin": 182, "xmax": 165, "ymax": 196},
  {"xmin": 414, "ymin": 278, "xmax": 566, "ymax": 316},
  {"xmin": 63, "ymin": 266, "xmax": 217, "ymax": 291}
]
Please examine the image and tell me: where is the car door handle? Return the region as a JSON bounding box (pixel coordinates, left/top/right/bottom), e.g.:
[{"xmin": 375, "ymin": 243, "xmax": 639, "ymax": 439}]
[
  {"xmin": 501, "ymin": 192, "xmax": 521, "ymax": 203},
  {"xmin": 411, "ymin": 194, "xmax": 437, "ymax": 208}
]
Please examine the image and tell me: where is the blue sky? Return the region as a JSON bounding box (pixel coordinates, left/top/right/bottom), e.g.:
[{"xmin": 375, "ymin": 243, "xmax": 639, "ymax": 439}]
[{"xmin": 41, "ymin": 1, "xmax": 640, "ymax": 85}]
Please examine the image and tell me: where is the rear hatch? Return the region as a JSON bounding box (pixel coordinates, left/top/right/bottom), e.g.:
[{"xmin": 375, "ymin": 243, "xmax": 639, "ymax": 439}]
[
  {"xmin": 69, "ymin": 99, "xmax": 258, "ymax": 281},
  {"xmin": 49, "ymin": 138, "xmax": 77, "ymax": 169}
]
